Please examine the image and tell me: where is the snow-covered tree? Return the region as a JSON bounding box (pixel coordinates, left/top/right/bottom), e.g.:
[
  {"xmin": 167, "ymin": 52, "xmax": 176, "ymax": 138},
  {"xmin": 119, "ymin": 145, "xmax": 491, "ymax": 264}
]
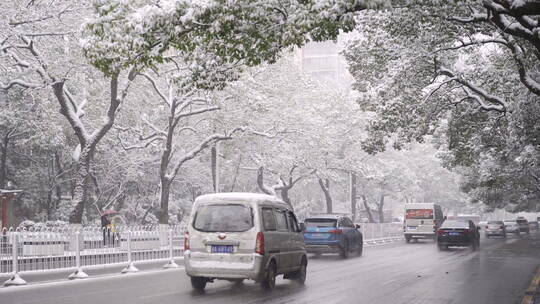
[
  {"xmin": 343, "ymin": 1, "xmax": 540, "ymax": 212},
  {"xmin": 1, "ymin": 0, "xmax": 388, "ymax": 224}
]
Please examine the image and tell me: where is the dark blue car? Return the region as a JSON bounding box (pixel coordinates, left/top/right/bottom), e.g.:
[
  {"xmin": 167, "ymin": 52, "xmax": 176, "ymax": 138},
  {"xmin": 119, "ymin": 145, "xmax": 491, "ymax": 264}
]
[{"xmin": 303, "ymin": 214, "xmax": 363, "ymax": 258}]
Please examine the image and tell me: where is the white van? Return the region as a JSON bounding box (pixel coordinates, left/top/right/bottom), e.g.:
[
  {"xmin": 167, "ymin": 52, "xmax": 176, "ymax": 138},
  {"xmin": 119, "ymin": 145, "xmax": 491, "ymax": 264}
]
[
  {"xmin": 403, "ymin": 203, "xmax": 444, "ymax": 242},
  {"xmin": 184, "ymin": 193, "xmax": 307, "ymax": 290}
]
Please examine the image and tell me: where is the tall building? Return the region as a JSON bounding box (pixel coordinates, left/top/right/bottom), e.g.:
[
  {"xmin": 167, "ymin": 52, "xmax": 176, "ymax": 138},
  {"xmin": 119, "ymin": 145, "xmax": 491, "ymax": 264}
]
[{"xmin": 297, "ymin": 39, "xmax": 353, "ymax": 92}]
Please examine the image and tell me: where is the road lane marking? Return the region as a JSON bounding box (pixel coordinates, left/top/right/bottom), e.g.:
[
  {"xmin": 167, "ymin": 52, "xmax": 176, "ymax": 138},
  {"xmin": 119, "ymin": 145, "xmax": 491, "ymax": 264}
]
[{"xmin": 381, "ymin": 279, "xmax": 396, "ymax": 286}]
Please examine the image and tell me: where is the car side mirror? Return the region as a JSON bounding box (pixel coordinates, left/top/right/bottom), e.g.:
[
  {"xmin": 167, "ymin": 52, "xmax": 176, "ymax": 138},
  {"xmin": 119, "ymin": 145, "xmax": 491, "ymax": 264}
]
[
  {"xmin": 299, "ymin": 223, "xmax": 306, "ymax": 232},
  {"xmin": 355, "ymin": 224, "xmax": 361, "ymax": 229}
]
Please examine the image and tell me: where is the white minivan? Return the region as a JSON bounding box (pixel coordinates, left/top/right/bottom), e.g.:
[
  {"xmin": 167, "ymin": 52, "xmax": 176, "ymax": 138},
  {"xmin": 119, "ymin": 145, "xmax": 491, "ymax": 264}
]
[
  {"xmin": 403, "ymin": 203, "xmax": 444, "ymax": 242},
  {"xmin": 184, "ymin": 193, "xmax": 307, "ymax": 290}
]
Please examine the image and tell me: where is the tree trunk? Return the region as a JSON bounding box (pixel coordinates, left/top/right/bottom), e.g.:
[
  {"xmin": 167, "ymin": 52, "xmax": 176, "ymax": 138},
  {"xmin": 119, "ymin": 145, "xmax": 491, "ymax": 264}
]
[
  {"xmin": 0, "ymin": 133, "xmax": 9, "ymax": 189},
  {"xmin": 257, "ymin": 167, "xmax": 273, "ymax": 195},
  {"xmin": 280, "ymin": 187, "xmax": 293, "ymax": 209},
  {"xmin": 68, "ymin": 147, "xmax": 92, "ymax": 224},
  {"xmin": 230, "ymin": 154, "xmax": 242, "ymax": 192},
  {"xmin": 159, "ymin": 177, "xmax": 171, "ymax": 225},
  {"xmin": 211, "ymin": 145, "xmax": 218, "ymax": 192},
  {"xmin": 141, "ymin": 206, "xmax": 154, "ymax": 224},
  {"xmin": 318, "ymin": 178, "xmax": 332, "ymax": 213},
  {"xmin": 350, "ymin": 172, "xmax": 357, "ymax": 221},
  {"xmin": 378, "ymin": 194, "xmax": 385, "ymax": 223},
  {"xmin": 46, "ymin": 188, "xmax": 54, "ymax": 220},
  {"xmin": 53, "ymin": 75, "xmax": 125, "ymax": 224},
  {"xmin": 52, "ymin": 151, "xmax": 64, "ymax": 221},
  {"xmin": 361, "ymin": 194, "xmax": 375, "ymax": 223}
]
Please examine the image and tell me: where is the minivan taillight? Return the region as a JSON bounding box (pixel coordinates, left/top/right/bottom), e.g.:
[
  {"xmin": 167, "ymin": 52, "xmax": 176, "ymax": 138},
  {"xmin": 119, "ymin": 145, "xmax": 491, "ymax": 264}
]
[
  {"xmin": 437, "ymin": 230, "xmax": 445, "ymax": 235},
  {"xmin": 255, "ymin": 232, "xmax": 265, "ymax": 255},
  {"xmin": 184, "ymin": 231, "xmax": 190, "ymax": 251},
  {"xmin": 328, "ymin": 229, "xmax": 343, "ymax": 234}
]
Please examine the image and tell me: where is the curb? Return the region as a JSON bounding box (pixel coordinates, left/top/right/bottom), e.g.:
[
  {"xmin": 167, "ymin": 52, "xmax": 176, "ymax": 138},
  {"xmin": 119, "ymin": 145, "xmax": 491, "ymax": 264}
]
[
  {"xmin": 363, "ymin": 236, "xmax": 403, "ymax": 246},
  {"xmin": 522, "ymin": 265, "xmax": 540, "ymax": 304}
]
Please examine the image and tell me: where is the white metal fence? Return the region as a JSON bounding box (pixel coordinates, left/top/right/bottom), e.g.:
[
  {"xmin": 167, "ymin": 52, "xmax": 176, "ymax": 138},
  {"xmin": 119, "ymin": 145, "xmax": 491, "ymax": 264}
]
[
  {"xmin": 0, "ymin": 225, "xmax": 184, "ymax": 283},
  {"xmin": 0, "ymin": 223, "xmax": 403, "ymax": 285},
  {"xmin": 359, "ymin": 223, "xmax": 404, "ymax": 244}
]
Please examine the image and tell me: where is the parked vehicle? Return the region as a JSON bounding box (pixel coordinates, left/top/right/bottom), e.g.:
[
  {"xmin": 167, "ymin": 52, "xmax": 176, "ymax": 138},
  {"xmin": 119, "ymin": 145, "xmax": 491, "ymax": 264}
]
[
  {"xmin": 516, "ymin": 218, "xmax": 530, "ymax": 234},
  {"xmin": 184, "ymin": 193, "xmax": 307, "ymax": 291},
  {"xmin": 436, "ymin": 220, "xmax": 480, "ymax": 251},
  {"xmin": 485, "ymin": 220, "xmax": 506, "ymax": 238},
  {"xmin": 529, "ymin": 221, "xmax": 539, "ymax": 230},
  {"xmin": 303, "ymin": 214, "xmax": 363, "ymax": 259},
  {"xmin": 403, "ymin": 203, "xmax": 444, "ymax": 242},
  {"xmin": 504, "ymin": 221, "xmax": 519, "ymax": 234}
]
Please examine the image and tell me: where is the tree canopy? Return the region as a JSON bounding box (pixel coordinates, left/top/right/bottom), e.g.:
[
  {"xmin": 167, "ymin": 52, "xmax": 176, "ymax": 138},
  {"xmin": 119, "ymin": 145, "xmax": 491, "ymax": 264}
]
[{"xmin": 344, "ymin": 0, "xmax": 540, "ymax": 211}]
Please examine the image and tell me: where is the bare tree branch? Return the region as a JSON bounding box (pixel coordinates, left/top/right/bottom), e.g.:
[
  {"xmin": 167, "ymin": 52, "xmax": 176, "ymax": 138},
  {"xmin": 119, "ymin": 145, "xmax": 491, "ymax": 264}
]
[
  {"xmin": 140, "ymin": 72, "xmax": 169, "ymax": 105},
  {"xmin": 169, "ymin": 127, "xmax": 244, "ymax": 180}
]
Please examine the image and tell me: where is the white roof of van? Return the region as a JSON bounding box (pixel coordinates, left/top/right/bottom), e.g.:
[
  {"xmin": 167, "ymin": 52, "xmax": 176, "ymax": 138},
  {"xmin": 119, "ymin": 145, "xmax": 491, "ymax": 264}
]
[
  {"xmin": 405, "ymin": 203, "xmax": 438, "ymax": 208},
  {"xmin": 195, "ymin": 192, "xmax": 285, "ymax": 204}
]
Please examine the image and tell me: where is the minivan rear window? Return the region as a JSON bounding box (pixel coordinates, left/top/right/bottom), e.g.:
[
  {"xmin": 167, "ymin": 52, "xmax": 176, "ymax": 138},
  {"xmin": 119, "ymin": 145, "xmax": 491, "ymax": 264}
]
[
  {"xmin": 406, "ymin": 209, "xmax": 433, "ymax": 219},
  {"xmin": 193, "ymin": 204, "xmax": 253, "ymax": 232},
  {"xmin": 305, "ymin": 219, "xmax": 337, "ymax": 228}
]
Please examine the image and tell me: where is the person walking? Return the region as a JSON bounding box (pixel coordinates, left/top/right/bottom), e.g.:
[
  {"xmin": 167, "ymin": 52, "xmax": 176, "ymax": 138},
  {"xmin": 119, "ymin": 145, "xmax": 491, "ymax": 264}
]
[
  {"xmin": 101, "ymin": 213, "xmax": 111, "ymax": 247},
  {"xmin": 110, "ymin": 219, "xmax": 116, "ymax": 246}
]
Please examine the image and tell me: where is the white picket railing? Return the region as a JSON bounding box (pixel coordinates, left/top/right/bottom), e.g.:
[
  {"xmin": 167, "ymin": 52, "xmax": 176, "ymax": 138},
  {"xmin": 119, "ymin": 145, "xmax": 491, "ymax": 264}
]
[
  {"xmin": 359, "ymin": 223, "xmax": 404, "ymax": 244},
  {"xmin": 0, "ymin": 225, "xmax": 184, "ymax": 282}
]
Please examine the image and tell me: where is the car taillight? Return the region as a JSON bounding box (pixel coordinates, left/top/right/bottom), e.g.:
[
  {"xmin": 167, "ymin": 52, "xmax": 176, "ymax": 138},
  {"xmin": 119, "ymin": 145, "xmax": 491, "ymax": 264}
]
[
  {"xmin": 463, "ymin": 229, "xmax": 470, "ymax": 233},
  {"xmin": 437, "ymin": 230, "xmax": 445, "ymax": 235},
  {"xmin": 184, "ymin": 231, "xmax": 190, "ymax": 251},
  {"xmin": 329, "ymin": 229, "xmax": 343, "ymax": 234},
  {"xmin": 255, "ymin": 232, "xmax": 265, "ymax": 255}
]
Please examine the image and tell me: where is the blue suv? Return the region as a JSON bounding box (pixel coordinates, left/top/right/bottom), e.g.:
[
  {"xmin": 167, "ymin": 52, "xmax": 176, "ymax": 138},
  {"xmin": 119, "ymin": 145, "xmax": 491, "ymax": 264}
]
[{"xmin": 303, "ymin": 214, "xmax": 363, "ymax": 258}]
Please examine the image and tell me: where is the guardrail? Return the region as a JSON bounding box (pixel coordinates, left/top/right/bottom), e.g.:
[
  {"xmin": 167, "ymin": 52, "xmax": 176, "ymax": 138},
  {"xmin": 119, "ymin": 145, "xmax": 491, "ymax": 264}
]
[
  {"xmin": 0, "ymin": 223, "xmax": 403, "ymax": 286},
  {"xmin": 360, "ymin": 222, "xmax": 404, "ymax": 242},
  {"xmin": 1, "ymin": 225, "xmax": 184, "ymax": 285}
]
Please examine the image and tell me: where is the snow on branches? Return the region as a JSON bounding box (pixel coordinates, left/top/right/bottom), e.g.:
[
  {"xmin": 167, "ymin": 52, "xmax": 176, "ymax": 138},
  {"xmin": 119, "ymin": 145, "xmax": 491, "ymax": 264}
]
[{"xmin": 81, "ymin": 0, "xmax": 388, "ymax": 84}]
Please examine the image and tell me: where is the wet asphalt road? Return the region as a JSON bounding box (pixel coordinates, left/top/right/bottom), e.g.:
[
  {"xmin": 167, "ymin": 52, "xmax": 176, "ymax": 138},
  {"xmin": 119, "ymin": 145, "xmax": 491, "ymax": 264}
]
[{"xmin": 2, "ymin": 231, "xmax": 539, "ymax": 304}]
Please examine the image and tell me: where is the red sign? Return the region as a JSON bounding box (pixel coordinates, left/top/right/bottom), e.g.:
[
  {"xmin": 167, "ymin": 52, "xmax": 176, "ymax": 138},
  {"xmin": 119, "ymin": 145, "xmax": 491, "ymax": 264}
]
[{"xmin": 406, "ymin": 209, "xmax": 433, "ymax": 220}]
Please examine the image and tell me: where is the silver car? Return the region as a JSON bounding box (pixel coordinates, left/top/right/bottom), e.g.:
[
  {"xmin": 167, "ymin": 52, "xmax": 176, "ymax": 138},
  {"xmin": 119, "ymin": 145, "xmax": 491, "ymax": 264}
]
[
  {"xmin": 184, "ymin": 193, "xmax": 307, "ymax": 291},
  {"xmin": 485, "ymin": 221, "xmax": 506, "ymax": 238},
  {"xmin": 504, "ymin": 221, "xmax": 519, "ymax": 234}
]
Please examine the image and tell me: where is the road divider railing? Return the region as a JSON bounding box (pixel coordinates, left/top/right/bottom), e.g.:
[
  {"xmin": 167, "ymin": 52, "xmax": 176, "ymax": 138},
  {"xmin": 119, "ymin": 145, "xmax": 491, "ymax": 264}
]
[
  {"xmin": 359, "ymin": 223, "xmax": 404, "ymax": 245},
  {"xmin": 1, "ymin": 225, "xmax": 184, "ymax": 285}
]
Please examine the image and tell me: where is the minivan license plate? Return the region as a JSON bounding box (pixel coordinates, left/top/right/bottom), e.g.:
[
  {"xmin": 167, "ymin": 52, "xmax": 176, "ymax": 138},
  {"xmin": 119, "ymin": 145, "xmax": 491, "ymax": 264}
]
[{"xmin": 211, "ymin": 245, "xmax": 234, "ymax": 253}]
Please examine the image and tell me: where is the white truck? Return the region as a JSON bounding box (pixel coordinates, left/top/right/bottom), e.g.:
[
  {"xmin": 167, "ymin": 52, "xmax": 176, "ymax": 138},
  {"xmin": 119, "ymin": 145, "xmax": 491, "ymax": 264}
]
[{"xmin": 403, "ymin": 203, "xmax": 444, "ymax": 242}]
